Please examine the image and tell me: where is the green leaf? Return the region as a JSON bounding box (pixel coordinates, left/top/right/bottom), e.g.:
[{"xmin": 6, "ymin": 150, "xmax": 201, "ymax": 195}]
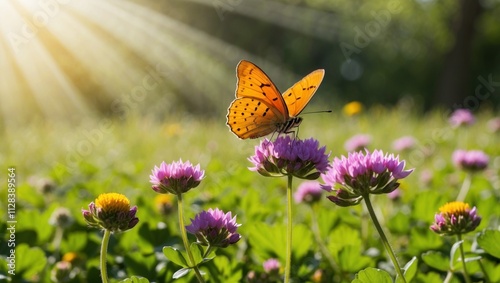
[
  {"xmin": 15, "ymin": 244, "xmax": 47, "ymax": 279},
  {"xmin": 248, "ymin": 222, "xmax": 285, "ymax": 261},
  {"xmin": 477, "ymin": 229, "xmax": 500, "ymax": 259},
  {"xmin": 352, "ymin": 267, "xmax": 393, "ymax": 283},
  {"xmin": 120, "ymin": 223, "xmax": 154, "ymax": 254},
  {"xmin": 206, "ymin": 255, "xmax": 243, "ymax": 282},
  {"xmin": 60, "ymin": 231, "xmax": 88, "ymax": 253},
  {"xmin": 481, "ymin": 258, "xmax": 500, "ymax": 282},
  {"xmin": 190, "ymin": 242, "xmax": 204, "ymax": 265},
  {"xmin": 119, "ymin": 276, "xmax": 150, "ymax": 283},
  {"xmin": 387, "ymin": 211, "xmax": 412, "ymax": 234},
  {"xmin": 163, "ymin": 246, "xmax": 188, "ymax": 268},
  {"xmin": 248, "ymin": 223, "xmax": 313, "ymax": 262},
  {"xmin": 421, "ymin": 251, "xmax": 449, "ymax": 272},
  {"xmin": 138, "ymin": 222, "xmax": 173, "ymax": 249},
  {"xmin": 173, "ymin": 268, "xmax": 190, "ymax": 279},
  {"xmin": 338, "ymin": 246, "xmax": 373, "ymax": 273},
  {"xmin": 328, "ymin": 224, "xmax": 364, "ymax": 261},
  {"xmin": 124, "ymin": 251, "xmax": 157, "ymax": 279},
  {"xmin": 411, "ymin": 191, "xmax": 446, "ymax": 223},
  {"xmin": 315, "ymin": 207, "xmax": 339, "ymax": 238},
  {"xmin": 415, "ymin": 271, "xmax": 445, "ymax": 283},
  {"xmin": 407, "ymin": 228, "xmax": 443, "ymax": 254},
  {"xmin": 17, "ymin": 204, "xmax": 56, "ymax": 244},
  {"xmin": 397, "ymin": 256, "xmax": 418, "ymax": 283}
]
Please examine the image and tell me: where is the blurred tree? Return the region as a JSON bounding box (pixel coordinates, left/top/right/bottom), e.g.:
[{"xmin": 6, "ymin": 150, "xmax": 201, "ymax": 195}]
[
  {"xmin": 435, "ymin": 0, "xmax": 483, "ymax": 107},
  {"xmin": 160, "ymin": 0, "xmax": 500, "ymax": 110}
]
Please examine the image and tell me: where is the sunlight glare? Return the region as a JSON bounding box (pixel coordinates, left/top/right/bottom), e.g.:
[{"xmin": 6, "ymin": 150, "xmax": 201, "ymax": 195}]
[{"xmin": 0, "ymin": 0, "xmax": 258, "ymax": 131}]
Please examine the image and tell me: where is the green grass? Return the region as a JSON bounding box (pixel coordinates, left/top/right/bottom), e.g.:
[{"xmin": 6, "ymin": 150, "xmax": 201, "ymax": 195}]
[{"xmin": 1, "ymin": 107, "xmax": 499, "ymax": 282}]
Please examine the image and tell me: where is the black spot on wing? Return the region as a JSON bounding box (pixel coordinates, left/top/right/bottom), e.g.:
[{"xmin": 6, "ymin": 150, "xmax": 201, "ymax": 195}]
[{"xmin": 262, "ymin": 107, "xmax": 270, "ymax": 117}]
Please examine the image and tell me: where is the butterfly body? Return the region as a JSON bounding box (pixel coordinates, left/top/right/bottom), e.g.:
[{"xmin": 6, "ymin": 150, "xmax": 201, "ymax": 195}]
[{"xmin": 227, "ymin": 60, "xmax": 324, "ymax": 139}]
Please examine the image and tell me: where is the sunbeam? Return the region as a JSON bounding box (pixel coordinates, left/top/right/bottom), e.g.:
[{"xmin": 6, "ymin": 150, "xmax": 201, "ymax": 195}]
[
  {"xmin": 0, "ymin": 0, "xmax": 322, "ymax": 133},
  {"xmin": 0, "ymin": 0, "xmax": 246, "ymax": 129}
]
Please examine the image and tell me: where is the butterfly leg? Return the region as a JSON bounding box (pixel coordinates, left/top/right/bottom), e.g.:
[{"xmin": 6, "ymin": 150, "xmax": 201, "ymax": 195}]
[{"xmin": 280, "ymin": 117, "xmax": 302, "ymax": 140}]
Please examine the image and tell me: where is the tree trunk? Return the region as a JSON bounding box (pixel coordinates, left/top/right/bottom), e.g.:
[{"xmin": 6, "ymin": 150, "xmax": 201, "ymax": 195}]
[{"xmin": 435, "ymin": 0, "xmax": 483, "ymax": 107}]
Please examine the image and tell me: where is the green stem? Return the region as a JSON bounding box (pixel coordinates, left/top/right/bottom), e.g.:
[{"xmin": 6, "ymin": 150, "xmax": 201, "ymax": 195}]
[
  {"xmin": 360, "ymin": 204, "xmax": 369, "ymax": 249},
  {"xmin": 52, "ymin": 227, "xmax": 64, "ymax": 257},
  {"xmin": 100, "ymin": 229, "xmax": 111, "ymax": 283},
  {"xmin": 284, "ymin": 174, "xmax": 293, "ymax": 283},
  {"xmin": 177, "ymin": 194, "xmax": 205, "ymax": 283},
  {"xmin": 457, "ymin": 234, "xmax": 472, "ymax": 283},
  {"xmin": 477, "ymin": 258, "xmax": 491, "ymax": 283},
  {"xmin": 443, "ymin": 271, "xmax": 454, "ymax": 283},
  {"xmin": 203, "ymin": 245, "xmax": 215, "ymax": 259},
  {"xmin": 362, "ymin": 193, "xmax": 406, "ymax": 283},
  {"xmin": 456, "ymin": 173, "xmax": 472, "ymax": 202}
]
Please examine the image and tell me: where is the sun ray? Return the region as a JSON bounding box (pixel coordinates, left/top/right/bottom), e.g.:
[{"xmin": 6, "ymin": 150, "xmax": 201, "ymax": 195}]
[
  {"xmin": 187, "ymin": 0, "xmax": 339, "ymax": 42},
  {"xmin": 0, "ymin": 0, "xmax": 305, "ymax": 131}
]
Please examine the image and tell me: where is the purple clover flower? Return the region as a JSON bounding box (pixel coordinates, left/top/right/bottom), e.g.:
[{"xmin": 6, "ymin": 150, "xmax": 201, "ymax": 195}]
[
  {"xmin": 392, "ymin": 136, "xmax": 417, "ymax": 152},
  {"xmin": 186, "ymin": 208, "xmax": 241, "ymax": 248},
  {"xmin": 248, "ymin": 136, "xmax": 330, "ymax": 180},
  {"xmin": 321, "ymin": 149, "xmax": 413, "ymax": 206},
  {"xmin": 452, "ymin": 149, "xmax": 489, "ymax": 172},
  {"xmin": 449, "ymin": 109, "xmax": 475, "ymax": 128},
  {"xmin": 294, "ymin": 180, "xmax": 323, "ymax": 204},
  {"xmin": 430, "ymin": 201, "xmax": 481, "ymax": 236},
  {"xmin": 150, "ymin": 159, "xmax": 205, "ymax": 195},
  {"xmin": 263, "ymin": 258, "xmax": 281, "ymax": 274},
  {"xmin": 344, "ymin": 134, "xmax": 372, "ymax": 152}
]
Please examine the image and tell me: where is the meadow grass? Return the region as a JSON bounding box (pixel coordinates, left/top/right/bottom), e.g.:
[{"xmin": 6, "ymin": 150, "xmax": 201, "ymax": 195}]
[{"xmin": 1, "ymin": 106, "xmax": 499, "ymax": 282}]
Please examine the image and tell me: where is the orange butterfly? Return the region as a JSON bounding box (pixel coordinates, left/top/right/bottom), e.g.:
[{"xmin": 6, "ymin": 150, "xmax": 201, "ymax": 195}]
[{"xmin": 226, "ymin": 60, "xmax": 325, "ymax": 139}]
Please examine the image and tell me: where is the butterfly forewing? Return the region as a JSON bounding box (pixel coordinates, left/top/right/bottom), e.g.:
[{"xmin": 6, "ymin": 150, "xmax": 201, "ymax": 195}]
[
  {"xmin": 236, "ymin": 60, "xmax": 289, "ymax": 120},
  {"xmin": 282, "ymin": 69, "xmax": 325, "ymax": 117}
]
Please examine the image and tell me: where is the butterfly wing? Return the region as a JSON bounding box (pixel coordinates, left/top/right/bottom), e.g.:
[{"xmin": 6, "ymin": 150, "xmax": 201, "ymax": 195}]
[
  {"xmin": 227, "ymin": 60, "xmax": 289, "ymax": 139},
  {"xmin": 235, "ymin": 60, "xmax": 289, "ymax": 119},
  {"xmin": 227, "ymin": 97, "xmax": 286, "ymax": 139},
  {"xmin": 282, "ymin": 69, "xmax": 325, "ymax": 117}
]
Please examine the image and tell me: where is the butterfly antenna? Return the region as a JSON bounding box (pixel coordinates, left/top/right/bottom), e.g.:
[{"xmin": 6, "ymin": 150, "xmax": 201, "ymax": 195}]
[{"xmin": 301, "ymin": 110, "xmax": 332, "ymax": 115}]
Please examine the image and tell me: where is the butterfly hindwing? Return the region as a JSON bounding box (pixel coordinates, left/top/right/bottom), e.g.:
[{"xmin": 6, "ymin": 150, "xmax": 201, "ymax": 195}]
[
  {"xmin": 282, "ymin": 69, "xmax": 325, "ymax": 117},
  {"xmin": 235, "ymin": 60, "xmax": 288, "ymax": 120},
  {"xmin": 227, "ymin": 97, "xmax": 285, "ymax": 139}
]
